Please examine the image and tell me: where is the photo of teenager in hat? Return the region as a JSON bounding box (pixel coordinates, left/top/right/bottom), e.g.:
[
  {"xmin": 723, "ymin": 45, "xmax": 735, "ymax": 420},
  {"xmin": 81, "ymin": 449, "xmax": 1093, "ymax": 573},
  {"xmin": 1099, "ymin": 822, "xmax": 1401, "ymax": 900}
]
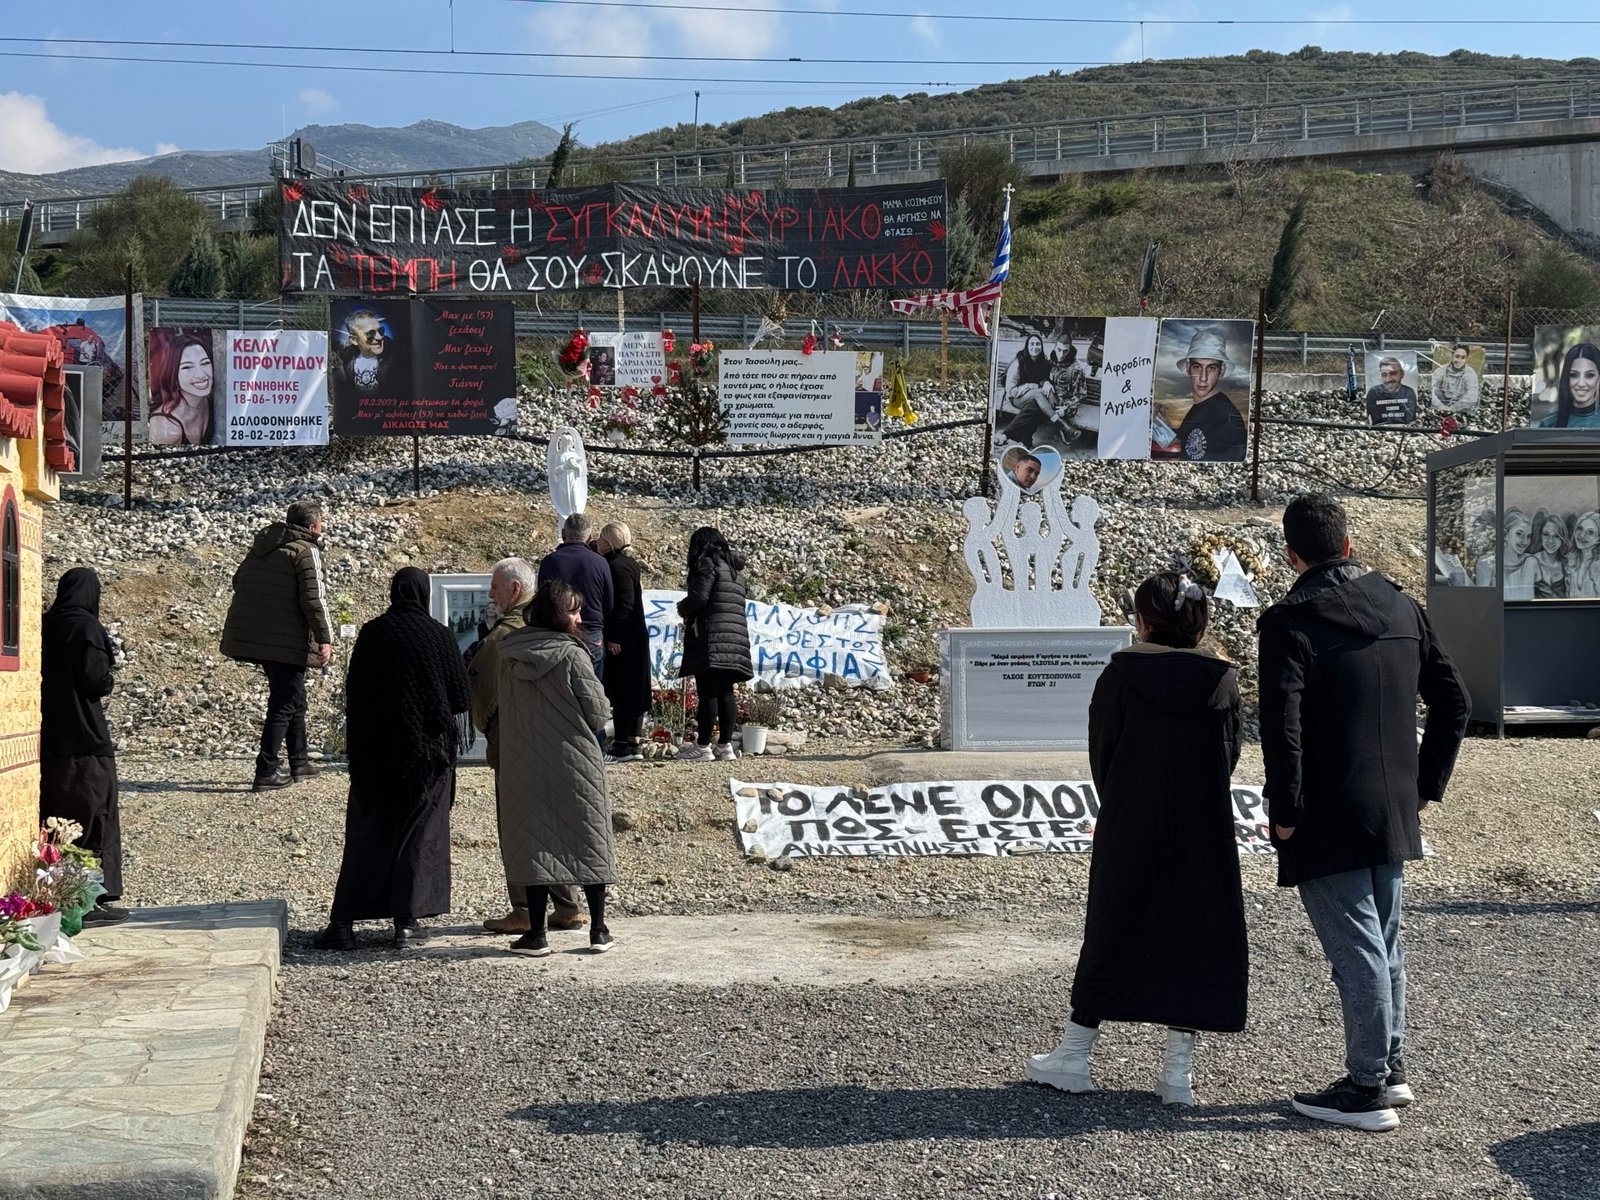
[{"xmin": 1152, "ymin": 321, "xmax": 1252, "ymax": 463}]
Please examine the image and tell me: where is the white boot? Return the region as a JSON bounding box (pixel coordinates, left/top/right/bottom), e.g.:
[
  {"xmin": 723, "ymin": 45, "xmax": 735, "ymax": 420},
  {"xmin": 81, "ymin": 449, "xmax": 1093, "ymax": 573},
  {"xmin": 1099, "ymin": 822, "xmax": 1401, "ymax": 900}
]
[
  {"xmin": 1025, "ymin": 1021, "xmax": 1098, "ymax": 1093},
  {"xmin": 1157, "ymin": 1029, "xmax": 1198, "ymax": 1106}
]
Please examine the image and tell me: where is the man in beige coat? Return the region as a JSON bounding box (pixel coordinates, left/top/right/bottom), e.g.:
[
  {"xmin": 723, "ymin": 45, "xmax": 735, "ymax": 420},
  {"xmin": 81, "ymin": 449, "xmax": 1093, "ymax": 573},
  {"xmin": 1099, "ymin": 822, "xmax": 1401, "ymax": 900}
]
[{"xmin": 469, "ymin": 557, "xmax": 586, "ymax": 934}]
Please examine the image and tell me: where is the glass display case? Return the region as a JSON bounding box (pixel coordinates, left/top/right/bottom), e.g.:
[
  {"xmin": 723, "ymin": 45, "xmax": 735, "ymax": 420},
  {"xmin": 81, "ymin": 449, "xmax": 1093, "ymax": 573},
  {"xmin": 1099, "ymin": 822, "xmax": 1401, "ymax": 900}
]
[{"xmin": 1427, "ymin": 430, "xmax": 1600, "ymax": 734}]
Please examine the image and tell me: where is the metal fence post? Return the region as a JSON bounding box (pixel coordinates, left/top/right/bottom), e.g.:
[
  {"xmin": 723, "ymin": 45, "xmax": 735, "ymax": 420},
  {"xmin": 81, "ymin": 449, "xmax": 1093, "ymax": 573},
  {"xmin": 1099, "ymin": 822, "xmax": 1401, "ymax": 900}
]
[
  {"xmin": 902, "ymin": 321, "xmax": 910, "ymax": 359},
  {"xmin": 238, "ymin": 298, "xmax": 245, "ymax": 328},
  {"xmin": 151, "ymin": 298, "xmax": 160, "ymax": 328}
]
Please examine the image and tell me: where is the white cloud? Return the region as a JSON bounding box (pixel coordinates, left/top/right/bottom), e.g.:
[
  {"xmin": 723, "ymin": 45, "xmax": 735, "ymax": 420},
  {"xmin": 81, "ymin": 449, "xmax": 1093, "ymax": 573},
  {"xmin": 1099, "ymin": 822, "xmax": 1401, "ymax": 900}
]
[
  {"xmin": 154, "ymin": 142, "xmax": 181, "ymax": 157},
  {"xmin": 0, "ymin": 92, "xmax": 152, "ymax": 173},
  {"xmin": 527, "ymin": 0, "xmax": 782, "ymax": 72},
  {"xmin": 298, "ymin": 87, "xmax": 339, "ymax": 117},
  {"xmin": 909, "ymin": 15, "xmax": 940, "ymax": 47}
]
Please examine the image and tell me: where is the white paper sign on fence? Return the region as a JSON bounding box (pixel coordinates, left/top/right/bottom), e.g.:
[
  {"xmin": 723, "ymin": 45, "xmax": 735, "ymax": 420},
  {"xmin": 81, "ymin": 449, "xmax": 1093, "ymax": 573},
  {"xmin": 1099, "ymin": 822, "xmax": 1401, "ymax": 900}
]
[
  {"xmin": 645, "ymin": 589, "xmax": 891, "ymax": 689},
  {"xmin": 719, "ymin": 350, "xmax": 872, "ymax": 446},
  {"xmin": 1095, "ymin": 317, "xmax": 1158, "ymax": 459},
  {"xmin": 588, "ymin": 331, "xmax": 666, "ymax": 388},
  {"xmin": 731, "ymin": 779, "xmax": 1280, "ymax": 859},
  {"xmin": 225, "ymin": 329, "xmax": 329, "ymax": 445}
]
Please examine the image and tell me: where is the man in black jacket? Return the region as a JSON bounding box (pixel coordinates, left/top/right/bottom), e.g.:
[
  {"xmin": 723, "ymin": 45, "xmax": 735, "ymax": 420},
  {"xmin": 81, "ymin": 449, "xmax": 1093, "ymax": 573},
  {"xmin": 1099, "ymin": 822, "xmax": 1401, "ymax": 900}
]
[
  {"xmin": 221, "ymin": 500, "xmax": 335, "ymax": 791},
  {"xmin": 1258, "ymin": 493, "xmax": 1469, "ymax": 1132}
]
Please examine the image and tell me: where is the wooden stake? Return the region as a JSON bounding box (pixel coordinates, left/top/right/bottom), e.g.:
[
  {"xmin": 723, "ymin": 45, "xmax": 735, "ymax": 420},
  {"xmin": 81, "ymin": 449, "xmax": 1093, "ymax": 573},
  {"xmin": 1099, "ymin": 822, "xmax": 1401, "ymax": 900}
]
[{"xmin": 940, "ymin": 311, "xmax": 949, "ymax": 388}]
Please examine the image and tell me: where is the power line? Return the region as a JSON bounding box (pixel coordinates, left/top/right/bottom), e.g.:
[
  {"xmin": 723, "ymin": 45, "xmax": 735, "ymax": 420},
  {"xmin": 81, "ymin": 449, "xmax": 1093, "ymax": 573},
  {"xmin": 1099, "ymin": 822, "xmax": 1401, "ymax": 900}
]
[{"xmin": 498, "ymin": 0, "xmax": 1600, "ymax": 25}]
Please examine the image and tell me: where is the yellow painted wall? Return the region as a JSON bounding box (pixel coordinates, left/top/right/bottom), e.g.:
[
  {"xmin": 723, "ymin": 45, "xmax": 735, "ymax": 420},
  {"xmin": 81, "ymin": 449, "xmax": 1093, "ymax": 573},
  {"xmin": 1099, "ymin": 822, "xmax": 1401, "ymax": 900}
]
[{"xmin": 0, "ymin": 436, "xmax": 52, "ymax": 893}]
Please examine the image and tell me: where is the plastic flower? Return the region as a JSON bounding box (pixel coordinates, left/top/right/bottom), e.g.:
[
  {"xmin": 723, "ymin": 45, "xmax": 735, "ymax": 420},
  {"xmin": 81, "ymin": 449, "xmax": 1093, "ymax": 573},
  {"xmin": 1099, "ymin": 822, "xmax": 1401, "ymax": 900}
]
[
  {"xmin": 661, "ymin": 330, "xmax": 676, "ymax": 353},
  {"xmin": 801, "ymin": 334, "xmax": 817, "ymax": 355}
]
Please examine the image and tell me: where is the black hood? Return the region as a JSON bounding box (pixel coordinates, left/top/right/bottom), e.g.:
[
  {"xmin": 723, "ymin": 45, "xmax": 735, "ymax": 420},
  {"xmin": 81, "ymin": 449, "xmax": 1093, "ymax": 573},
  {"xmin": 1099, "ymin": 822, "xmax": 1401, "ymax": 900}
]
[
  {"xmin": 1106, "ymin": 642, "xmax": 1237, "ymax": 719},
  {"xmin": 247, "ymin": 521, "xmax": 320, "ymax": 558},
  {"xmin": 1279, "ymin": 559, "xmax": 1407, "ymax": 637}
]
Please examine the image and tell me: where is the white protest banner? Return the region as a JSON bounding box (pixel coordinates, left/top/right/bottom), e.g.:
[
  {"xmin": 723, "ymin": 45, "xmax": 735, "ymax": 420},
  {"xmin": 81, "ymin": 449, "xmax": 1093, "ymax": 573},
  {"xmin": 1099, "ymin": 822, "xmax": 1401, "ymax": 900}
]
[
  {"xmin": 588, "ymin": 331, "xmax": 666, "ymax": 388},
  {"xmin": 731, "ymin": 779, "xmax": 1280, "ymax": 859},
  {"xmin": 645, "ymin": 589, "xmax": 891, "ymax": 689},
  {"xmin": 225, "ymin": 329, "xmax": 329, "ymax": 445},
  {"xmin": 1095, "ymin": 317, "xmax": 1158, "ymax": 458},
  {"xmin": 720, "ymin": 349, "xmax": 872, "ymax": 446}
]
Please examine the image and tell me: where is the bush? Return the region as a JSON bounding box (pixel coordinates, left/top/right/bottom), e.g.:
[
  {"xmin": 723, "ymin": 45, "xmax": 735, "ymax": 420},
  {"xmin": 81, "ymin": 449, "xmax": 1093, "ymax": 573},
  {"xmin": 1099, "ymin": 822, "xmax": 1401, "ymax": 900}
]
[
  {"xmin": 1014, "ymin": 183, "xmax": 1078, "ymax": 227},
  {"xmin": 1517, "ymin": 244, "xmax": 1600, "ymax": 310},
  {"xmin": 1078, "ymin": 179, "xmax": 1147, "ymax": 220}
]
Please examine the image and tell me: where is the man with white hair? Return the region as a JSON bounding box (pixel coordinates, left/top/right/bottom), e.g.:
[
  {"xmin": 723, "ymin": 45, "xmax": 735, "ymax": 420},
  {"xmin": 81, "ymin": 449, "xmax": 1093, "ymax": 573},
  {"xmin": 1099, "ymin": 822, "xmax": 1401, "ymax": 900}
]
[
  {"xmin": 537, "ymin": 512, "xmax": 614, "ymax": 676},
  {"xmin": 469, "ymin": 556, "xmax": 585, "ymax": 935}
]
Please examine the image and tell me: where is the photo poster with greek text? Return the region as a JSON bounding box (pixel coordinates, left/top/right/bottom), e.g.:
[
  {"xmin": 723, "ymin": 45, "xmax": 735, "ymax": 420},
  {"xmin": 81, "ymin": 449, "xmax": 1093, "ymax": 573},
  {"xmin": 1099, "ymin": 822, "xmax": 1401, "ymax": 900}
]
[
  {"xmin": 719, "ymin": 350, "xmax": 875, "ymax": 446},
  {"xmin": 587, "ymin": 331, "xmax": 666, "ymax": 388},
  {"xmin": 644, "ymin": 589, "xmax": 891, "ymax": 689},
  {"xmin": 0, "ymin": 291, "xmax": 143, "ymax": 437},
  {"xmin": 147, "ymin": 327, "xmax": 223, "ymax": 447},
  {"xmin": 278, "ymin": 180, "xmax": 947, "ymax": 295},
  {"xmin": 329, "ymin": 298, "xmax": 515, "ymax": 435},
  {"xmin": 225, "ymin": 330, "xmax": 329, "ymax": 446},
  {"xmin": 1362, "ymin": 349, "xmax": 1421, "ymax": 427},
  {"xmin": 1095, "ymin": 317, "xmax": 1158, "ymax": 458},
  {"xmin": 730, "ymin": 780, "xmax": 1281, "ymax": 859}
]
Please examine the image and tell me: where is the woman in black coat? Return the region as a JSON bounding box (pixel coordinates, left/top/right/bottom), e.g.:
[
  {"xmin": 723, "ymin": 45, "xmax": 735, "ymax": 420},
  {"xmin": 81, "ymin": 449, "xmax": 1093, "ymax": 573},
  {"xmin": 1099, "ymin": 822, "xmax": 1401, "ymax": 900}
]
[
  {"xmin": 41, "ymin": 567, "xmax": 127, "ymax": 924},
  {"xmin": 675, "ymin": 526, "xmax": 753, "ymax": 762},
  {"xmin": 314, "ymin": 568, "xmax": 472, "ymax": 951},
  {"xmin": 1026, "ymin": 570, "xmax": 1245, "ymax": 1107},
  {"xmin": 598, "ymin": 521, "xmax": 652, "ymax": 763}
]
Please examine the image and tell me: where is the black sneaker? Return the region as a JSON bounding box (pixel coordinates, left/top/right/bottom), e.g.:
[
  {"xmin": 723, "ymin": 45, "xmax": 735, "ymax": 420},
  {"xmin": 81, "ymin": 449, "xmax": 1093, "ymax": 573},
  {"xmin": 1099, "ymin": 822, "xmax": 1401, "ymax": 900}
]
[
  {"xmin": 291, "ymin": 761, "xmax": 323, "ymax": 780},
  {"xmin": 81, "ymin": 903, "xmax": 130, "ymax": 926},
  {"xmin": 1291, "ymin": 1076, "xmax": 1399, "ymax": 1132},
  {"xmin": 509, "ymin": 932, "xmax": 551, "ymax": 957},
  {"xmin": 252, "ymin": 768, "xmax": 292, "ymax": 792},
  {"xmin": 1385, "ymin": 1058, "xmax": 1414, "ymax": 1108},
  {"xmin": 312, "ymin": 922, "xmax": 356, "ymax": 951},
  {"xmin": 590, "ymin": 930, "xmax": 614, "ymax": 954}
]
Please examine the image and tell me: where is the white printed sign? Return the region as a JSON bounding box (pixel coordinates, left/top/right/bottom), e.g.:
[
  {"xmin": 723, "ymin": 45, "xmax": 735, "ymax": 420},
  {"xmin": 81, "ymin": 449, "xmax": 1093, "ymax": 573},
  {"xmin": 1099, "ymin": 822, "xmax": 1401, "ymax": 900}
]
[
  {"xmin": 644, "ymin": 589, "xmax": 890, "ymax": 689},
  {"xmin": 588, "ymin": 331, "xmax": 667, "ymax": 388},
  {"xmin": 719, "ymin": 350, "xmax": 872, "ymax": 446},
  {"xmin": 225, "ymin": 329, "xmax": 329, "ymax": 445},
  {"xmin": 1095, "ymin": 317, "xmax": 1158, "ymax": 458},
  {"xmin": 732, "ymin": 779, "xmax": 1280, "ymax": 858}
]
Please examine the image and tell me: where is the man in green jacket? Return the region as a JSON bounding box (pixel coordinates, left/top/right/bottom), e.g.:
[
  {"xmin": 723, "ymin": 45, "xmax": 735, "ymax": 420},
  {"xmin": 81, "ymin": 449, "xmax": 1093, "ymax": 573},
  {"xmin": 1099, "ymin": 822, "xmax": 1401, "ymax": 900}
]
[
  {"xmin": 468, "ymin": 556, "xmax": 585, "ymax": 934},
  {"xmin": 221, "ymin": 500, "xmax": 334, "ymax": 791}
]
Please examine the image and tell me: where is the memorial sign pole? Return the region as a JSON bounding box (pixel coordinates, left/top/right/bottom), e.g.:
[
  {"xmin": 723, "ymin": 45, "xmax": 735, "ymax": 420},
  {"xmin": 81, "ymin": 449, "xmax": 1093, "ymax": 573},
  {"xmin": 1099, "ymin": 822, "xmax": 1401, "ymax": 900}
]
[
  {"xmin": 412, "ymin": 434, "xmax": 421, "ymax": 497},
  {"xmin": 123, "ymin": 263, "xmax": 133, "ymax": 512},
  {"xmin": 940, "ymin": 311, "xmax": 949, "ymax": 388},
  {"xmin": 1501, "ymin": 282, "xmax": 1515, "ymax": 432},
  {"xmin": 1250, "ymin": 286, "xmax": 1266, "ymax": 503}
]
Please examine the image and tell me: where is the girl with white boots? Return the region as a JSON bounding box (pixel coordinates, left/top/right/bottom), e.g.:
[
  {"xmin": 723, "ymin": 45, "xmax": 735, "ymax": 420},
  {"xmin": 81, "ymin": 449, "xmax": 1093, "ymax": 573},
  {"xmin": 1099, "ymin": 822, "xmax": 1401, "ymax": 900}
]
[{"xmin": 1027, "ymin": 569, "xmax": 1248, "ymax": 1106}]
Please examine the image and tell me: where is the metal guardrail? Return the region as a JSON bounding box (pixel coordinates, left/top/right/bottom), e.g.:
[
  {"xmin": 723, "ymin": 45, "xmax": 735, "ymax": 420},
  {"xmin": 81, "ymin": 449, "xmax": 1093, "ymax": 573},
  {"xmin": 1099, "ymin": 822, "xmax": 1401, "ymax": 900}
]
[
  {"xmin": 5, "ymin": 77, "xmax": 1596, "ymax": 237},
  {"xmin": 143, "ymin": 298, "xmax": 1541, "ymax": 371}
]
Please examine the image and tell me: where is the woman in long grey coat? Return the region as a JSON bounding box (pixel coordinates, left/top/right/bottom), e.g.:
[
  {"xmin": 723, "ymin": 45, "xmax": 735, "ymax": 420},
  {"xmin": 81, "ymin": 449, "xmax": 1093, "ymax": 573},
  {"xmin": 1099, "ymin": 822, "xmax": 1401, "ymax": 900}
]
[{"xmin": 496, "ymin": 579, "xmax": 617, "ymax": 956}]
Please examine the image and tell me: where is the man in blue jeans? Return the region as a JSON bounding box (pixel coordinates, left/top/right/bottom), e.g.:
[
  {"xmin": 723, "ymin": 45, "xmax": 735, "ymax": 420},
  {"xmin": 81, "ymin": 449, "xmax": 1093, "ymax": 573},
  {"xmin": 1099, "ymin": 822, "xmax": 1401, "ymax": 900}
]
[{"xmin": 1258, "ymin": 493, "xmax": 1469, "ymax": 1131}]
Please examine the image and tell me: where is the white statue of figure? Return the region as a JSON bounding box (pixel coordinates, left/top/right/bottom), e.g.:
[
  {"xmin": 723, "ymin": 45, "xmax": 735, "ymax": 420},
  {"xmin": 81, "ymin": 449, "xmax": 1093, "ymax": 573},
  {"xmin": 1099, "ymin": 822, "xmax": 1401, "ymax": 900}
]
[
  {"xmin": 547, "ymin": 426, "xmax": 588, "ymax": 526},
  {"xmin": 962, "ymin": 466, "xmax": 1106, "ymax": 629}
]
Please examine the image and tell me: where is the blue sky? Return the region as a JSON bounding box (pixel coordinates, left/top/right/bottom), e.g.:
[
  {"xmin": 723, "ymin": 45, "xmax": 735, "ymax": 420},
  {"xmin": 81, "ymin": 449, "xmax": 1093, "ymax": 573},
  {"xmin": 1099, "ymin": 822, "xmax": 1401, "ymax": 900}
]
[{"xmin": 0, "ymin": 0, "xmax": 1591, "ymax": 174}]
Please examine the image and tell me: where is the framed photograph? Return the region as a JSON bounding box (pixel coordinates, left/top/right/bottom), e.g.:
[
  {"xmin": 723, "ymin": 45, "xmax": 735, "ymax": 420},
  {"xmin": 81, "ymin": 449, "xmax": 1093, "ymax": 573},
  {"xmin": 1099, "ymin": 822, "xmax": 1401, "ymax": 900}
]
[
  {"xmin": 1496, "ymin": 475, "xmax": 1600, "ymax": 601},
  {"xmin": 428, "ymin": 572, "xmax": 492, "ymax": 762},
  {"xmin": 58, "ymin": 365, "xmax": 104, "ymax": 481}
]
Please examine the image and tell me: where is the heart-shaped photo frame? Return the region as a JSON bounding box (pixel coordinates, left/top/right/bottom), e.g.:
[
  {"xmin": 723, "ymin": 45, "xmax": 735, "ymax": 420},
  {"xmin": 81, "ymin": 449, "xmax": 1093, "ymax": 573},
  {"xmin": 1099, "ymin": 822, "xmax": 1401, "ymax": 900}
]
[{"xmin": 998, "ymin": 444, "xmax": 1064, "ymax": 494}]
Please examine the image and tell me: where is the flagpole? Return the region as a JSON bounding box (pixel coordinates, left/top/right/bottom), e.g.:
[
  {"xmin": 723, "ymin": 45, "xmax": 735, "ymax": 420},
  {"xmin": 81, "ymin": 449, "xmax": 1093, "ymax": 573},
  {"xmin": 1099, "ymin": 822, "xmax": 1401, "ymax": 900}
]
[{"xmin": 979, "ymin": 186, "xmax": 1013, "ymax": 500}]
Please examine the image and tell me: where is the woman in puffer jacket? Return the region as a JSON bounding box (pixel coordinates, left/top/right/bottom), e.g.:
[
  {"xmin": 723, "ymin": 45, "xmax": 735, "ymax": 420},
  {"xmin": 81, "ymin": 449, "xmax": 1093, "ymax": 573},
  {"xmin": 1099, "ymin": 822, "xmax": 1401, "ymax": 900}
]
[{"xmin": 675, "ymin": 526, "xmax": 754, "ymax": 762}]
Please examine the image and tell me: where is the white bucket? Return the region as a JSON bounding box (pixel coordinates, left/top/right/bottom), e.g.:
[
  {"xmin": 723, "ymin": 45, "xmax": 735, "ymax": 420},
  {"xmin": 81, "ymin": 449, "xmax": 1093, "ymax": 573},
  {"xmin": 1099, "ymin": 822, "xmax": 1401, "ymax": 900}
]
[{"xmin": 740, "ymin": 724, "xmax": 769, "ymax": 755}]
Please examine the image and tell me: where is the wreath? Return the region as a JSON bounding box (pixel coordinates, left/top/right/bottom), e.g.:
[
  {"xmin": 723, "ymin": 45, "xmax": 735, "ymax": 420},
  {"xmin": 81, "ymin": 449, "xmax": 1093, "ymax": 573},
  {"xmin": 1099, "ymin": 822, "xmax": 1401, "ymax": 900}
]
[{"xmin": 1186, "ymin": 532, "xmax": 1266, "ymax": 588}]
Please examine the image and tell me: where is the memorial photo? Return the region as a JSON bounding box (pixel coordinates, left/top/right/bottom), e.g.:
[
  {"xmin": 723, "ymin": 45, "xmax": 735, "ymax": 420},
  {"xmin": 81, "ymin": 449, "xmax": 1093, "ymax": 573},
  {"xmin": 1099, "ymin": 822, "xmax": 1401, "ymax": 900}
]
[
  {"xmin": 1426, "ymin": 342, "xmax": 1484, "ymax": 414},
  {"xmin": 589, "ymin": 345, "xmax": 616, "ymax": 387},
  {"xmin": 1363, "ymin": 351, "xmax": 1420, "ymax": 426},
  {"xmin": 330, "ymin": 301, "xmax": 410, "ymax": 403},
  {"xmin": 853, "ymin": 351, "xmax": 884, "ymax": 432},
  {"xmin": 146, "ymin": 327, "xmax": 220, "ymax": 447},
  {"xmin": 1480, "ymin": 475, "xmax": 1600, "ymax": 599},
  {"xmin": 1530, "ymin": 326, "xmax": 1600, "ymax": 429},
  {"xmin": 1151, "ymin": 319, "xmax": 1252, "ymax": 462},
  {"xmin": 990, "ymin": 316, "xmax": 1102, "ymax": 472},
  {"xmin": 431, "ymin": 574, "xmax": 495, "ymax": 651}
]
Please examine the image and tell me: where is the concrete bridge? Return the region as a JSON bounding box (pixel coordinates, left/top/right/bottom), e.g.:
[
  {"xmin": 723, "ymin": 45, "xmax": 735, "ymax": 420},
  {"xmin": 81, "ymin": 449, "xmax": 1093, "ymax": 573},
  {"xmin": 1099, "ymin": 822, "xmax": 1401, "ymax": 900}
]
[{"xmin": 5, "ymin": 77, "xmax": 1597, "ymax": 248}]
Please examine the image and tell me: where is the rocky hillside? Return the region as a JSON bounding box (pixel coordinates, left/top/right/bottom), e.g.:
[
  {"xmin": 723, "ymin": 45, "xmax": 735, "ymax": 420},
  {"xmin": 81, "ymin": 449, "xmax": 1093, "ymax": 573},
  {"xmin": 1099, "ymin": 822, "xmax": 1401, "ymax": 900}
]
[{"xmin": 47, "ymin": 380, "xmax": 1524, "ymax": 765}]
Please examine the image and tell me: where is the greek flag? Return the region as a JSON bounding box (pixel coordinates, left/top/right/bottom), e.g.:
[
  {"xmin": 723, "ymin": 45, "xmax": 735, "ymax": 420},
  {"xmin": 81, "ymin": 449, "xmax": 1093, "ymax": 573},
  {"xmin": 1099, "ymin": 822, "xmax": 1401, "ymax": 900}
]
[{"xmin": 989, "ymin": 197, "xmax": 1011, "ymax": 285}]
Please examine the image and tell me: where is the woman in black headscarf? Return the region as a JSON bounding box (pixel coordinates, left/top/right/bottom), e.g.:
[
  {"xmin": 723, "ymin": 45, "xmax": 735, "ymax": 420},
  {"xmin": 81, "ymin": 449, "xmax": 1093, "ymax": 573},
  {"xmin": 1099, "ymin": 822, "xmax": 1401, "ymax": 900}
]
[
  {"xmin": 41, "ymin": 567, "xmax": 126, "ymax": 924},
  {"xmin": 314, "ymin": 567, "xmax": 472, "ymax": 950}
]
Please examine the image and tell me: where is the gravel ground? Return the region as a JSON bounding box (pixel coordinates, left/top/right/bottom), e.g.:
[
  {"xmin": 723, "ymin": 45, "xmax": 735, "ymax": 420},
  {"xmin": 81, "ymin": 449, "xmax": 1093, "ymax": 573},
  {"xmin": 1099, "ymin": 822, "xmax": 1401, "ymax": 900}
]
[{"xmin": 106, "ymin": 733, "xmax": 1598, "ymax": 1200}]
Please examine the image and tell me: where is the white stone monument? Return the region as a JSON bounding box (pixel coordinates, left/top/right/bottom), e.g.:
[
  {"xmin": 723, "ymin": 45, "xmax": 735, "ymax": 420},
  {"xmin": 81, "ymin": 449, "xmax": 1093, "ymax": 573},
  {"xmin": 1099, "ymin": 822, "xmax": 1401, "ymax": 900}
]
[
  {"xmin": 942, "ymin": 467, "xmax": 1132, "ymax": 751},
  {"xmin": 547, "ymin": 426, "xmax": 588, "ymax": 532}
]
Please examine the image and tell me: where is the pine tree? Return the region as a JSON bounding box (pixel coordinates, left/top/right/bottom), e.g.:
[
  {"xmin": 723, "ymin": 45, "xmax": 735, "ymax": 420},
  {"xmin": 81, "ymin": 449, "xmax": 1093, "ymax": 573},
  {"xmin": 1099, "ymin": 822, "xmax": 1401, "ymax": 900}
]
[
  {"xmin": 1265, "ymin": 196, "xmax": 1311, "ymax": 328},
  {"xmin": 168, "ymin": 228, "xmax": 224, "ymax": 298},
  {"xmin": 944, "ymin": 197, "xmax": 982, "ymax": 288},
  {"xmin": 545, "ymin": 123, "xmax": 576, "ymax": 188}
]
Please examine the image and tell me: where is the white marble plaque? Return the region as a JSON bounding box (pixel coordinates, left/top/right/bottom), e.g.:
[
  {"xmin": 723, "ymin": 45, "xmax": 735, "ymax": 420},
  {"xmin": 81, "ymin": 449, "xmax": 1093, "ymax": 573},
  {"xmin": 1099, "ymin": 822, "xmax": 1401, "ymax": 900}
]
[{"xmin": 940, "ymin": 627, "xmax": 1132, "ymax": 751}]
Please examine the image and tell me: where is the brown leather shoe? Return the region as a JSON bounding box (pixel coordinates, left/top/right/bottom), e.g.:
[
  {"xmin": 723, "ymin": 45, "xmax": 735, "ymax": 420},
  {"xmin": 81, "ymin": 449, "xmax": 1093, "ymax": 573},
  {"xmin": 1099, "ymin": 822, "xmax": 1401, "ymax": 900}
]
[
  {"xmin": 549, "ymin": 911, "xmax": 589, "ymax": 931},
  {"xmin": 483, "ymin": 909, "xmax": 530, "ymax": 935}
]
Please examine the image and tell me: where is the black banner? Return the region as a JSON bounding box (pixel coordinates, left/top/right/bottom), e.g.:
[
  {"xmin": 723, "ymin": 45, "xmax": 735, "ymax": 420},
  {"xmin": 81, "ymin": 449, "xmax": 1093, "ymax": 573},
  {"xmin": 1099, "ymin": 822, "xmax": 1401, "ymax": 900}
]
[
  {"xmin": 279, "ymin": 180, "xmax": 948, "ymax": 296},
  {"xmin": 330, "ymin": 298, "xmax": 516, "ymax": 436}
]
